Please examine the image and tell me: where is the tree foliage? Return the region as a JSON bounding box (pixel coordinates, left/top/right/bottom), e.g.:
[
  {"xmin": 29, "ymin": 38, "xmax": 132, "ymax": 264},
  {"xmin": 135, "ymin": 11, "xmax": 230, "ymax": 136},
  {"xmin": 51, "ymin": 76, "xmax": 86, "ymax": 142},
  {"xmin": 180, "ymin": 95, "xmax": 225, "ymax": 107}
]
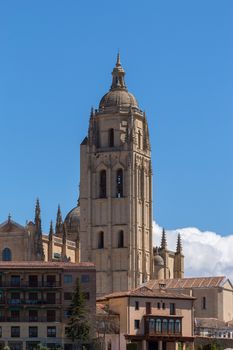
[{"xmin": 65, "ymin": 278, "xmax": 91, "ymax": 343}]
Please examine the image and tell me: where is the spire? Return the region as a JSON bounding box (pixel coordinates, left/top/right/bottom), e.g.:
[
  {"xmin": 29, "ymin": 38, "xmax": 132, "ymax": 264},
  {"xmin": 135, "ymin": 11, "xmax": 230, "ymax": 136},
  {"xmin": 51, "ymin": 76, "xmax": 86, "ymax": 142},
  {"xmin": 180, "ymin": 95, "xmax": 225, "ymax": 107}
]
[
  {"xmin": 62, "ymin": 222, "xmax": 67, "ymax": 244},
  {"xmin": 176, "ymin": 233, "xmax": 182, "ymax": 254},
  {"xmin": 161, "ymin": 228, "xmax": 167, "ymax": 250},
  {"xmin": 34, "ymin": 198, "xmax": 44, "ymax": 260},
  {"xmin": 49, "ymin": 220, "xmax": 54, "ymax": 240},
  {"xmin": 110, "ymin": 52, "xmax": 127, "ymax": 91},
  {"xmin": 55, "ymin": 205, "xmax": 63, "ymax": 235}
]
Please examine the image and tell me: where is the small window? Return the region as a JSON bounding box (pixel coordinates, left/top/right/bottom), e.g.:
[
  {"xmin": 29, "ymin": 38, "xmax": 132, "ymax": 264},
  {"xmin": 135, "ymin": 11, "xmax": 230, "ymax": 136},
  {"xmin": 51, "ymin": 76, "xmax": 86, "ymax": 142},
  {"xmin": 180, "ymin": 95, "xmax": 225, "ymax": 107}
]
[
  {"xmin": 29, "ymin": 310, "xmax": 38, "ymax": 322},
  {"xmin": 11, "ymin": 275, "xmax": 20, "ymax": 287},
  {"xmin": 47, "ymin": 326, "xmax": 56, "ymax": 337},
  {"xmin": 81, "ymin": 274, "xmax": 90, "ymax": 283},
  {"xmin": 118, "ymin": 230, "xmax": 124, "ymax": 248},
  {"xmin": 11, "ymin": 326, "xmax": 20, "ymax": 337},
  {"xmin": 98, "ymin": 231, "xmax": 104, "ymax": 249},
  {"xmin": 2, "ymin": 247, "xmax": 11, "ymax": 261},
  {"xmin": 202, "ymin": 296, "xmax": 206, "ymax": 310},
  {"xmin": 29, "ymin": 326, "xmax": 38, "ymax": 338},
  {"xmin": 138, "ymin": 130, "xmax": 141, "ymax": 149},
  {"xmin": 100, "ymin": 170, "xmax": 107, "ymax": 198},
  {"xmin": 46, "ymin": 275, "xmax": 56, "ymax": 287},
  {"xmin": 64, "ymin": 310, "xmax": 72, "ymax": 318},
  {"xmin": 116, "ymin": 169, "xmax": 123, "ymax": 198},
  {"xmin": 109, "ymin": 128, "xmax": 114, "ymax": 147},
  {"xmin": 0, "ymin": 326, "xmax": 2, "ymax": 337},
  {"xmin": 135, "ymin": 301, "xmax": 139, "ymax": 310},
  {"xmin": 29, "ymin": 275, "xmax": 38, "ymax": 287},
  {"xmin": 64, "ymin": 292, "xmax": 73, "ymax": 301},
  {"xmin": 134, "ymin": 320, "xmax": 140, "ymax": 329},
  {"xmin": 157, "ymin": 302, "xmax": 161, "ymax": 309},
  {"xmin": 170, "ymin": 303, "xmax": 176, "ymax": 315},
  {"xmin": 28, "ymin": 292, "xmax": 38, "ymax": 301},
  {"xmin": 146, "ymin": 302, "xmax": 151, "ymax": 315},
  {"xmin": 11, "ymin": 310, "xmax": 20, "ymax": 322},
  {"xmin": 64, "ymin": 275, "xmax": 73, "ymax": 284},
  {"xmin": 47, "ymin": 310, "xmax": 56, "ymax": 322},
  {"xmin": 47, "ymin": 292, "xmax": 56, "ymax": 304},
  {"xmin": 162, "ymin": 302, "xmax": 165, "ymax": 309}
]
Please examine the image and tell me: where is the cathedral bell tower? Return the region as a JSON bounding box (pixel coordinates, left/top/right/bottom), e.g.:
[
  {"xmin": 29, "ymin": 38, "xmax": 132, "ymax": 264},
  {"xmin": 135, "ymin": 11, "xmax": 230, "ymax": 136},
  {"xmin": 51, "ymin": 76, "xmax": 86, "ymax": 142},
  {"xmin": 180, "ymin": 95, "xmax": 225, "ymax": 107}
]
[{"xmin": 79, "ymin": 54, "xmax": 153, "ymax": 296}]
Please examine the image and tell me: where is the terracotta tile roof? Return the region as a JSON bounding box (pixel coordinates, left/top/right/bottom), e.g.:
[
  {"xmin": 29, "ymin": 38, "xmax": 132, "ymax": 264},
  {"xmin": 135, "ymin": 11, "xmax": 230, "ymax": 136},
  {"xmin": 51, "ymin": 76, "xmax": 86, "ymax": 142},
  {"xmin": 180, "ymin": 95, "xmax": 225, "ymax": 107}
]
[
  {"xmin": 0, "ymin": 261, "xmax": 95, "ymax": 269},
  {"xmin": 98, "ymin": 286, "xmax": 195, "ymax": 301},
  {"xmin": 195, "ymin": 318, "xmax": 227, "ymax": 329},
  {"xmin": 144, "ymin": 276, "xmax": 227, "ymax": 290}
]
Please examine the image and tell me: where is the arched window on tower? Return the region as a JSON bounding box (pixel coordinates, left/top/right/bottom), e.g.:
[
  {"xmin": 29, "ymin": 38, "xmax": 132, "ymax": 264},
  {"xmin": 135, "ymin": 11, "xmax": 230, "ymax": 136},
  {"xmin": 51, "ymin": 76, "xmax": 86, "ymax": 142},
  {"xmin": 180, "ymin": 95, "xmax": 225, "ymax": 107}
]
[
  {"xmin": 99, "ymin": 170, "xmax": 107, "ymax": 198},
  {"xmin": 116, "ymin": 169, "xmax": 123, "ymax": 198},
  {"xmin": 109, "ymin": 128, "xmax": 114, "ymax": 147},
  {"xmin": 138, "ymin": 130, "xmax": 141, "ymax": 149},
  {"xmin": 98, "ymin": 231, "xmax": 104, "ymax": 249},
  {"xmin": 118, "ymin": 230, "xmax": 124, "ymax": 248},
  {"xmin": 2, "ymin": 248, "xmax": 12, "ymax": 261}
]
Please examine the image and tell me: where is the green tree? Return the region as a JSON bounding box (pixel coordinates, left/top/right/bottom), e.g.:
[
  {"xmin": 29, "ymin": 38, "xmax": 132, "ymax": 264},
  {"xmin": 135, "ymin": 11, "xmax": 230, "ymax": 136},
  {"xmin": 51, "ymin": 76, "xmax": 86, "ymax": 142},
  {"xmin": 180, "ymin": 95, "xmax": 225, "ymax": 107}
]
[{"xmin": 65, "ymin": 278, "xmax": 91, "ymax": 344}]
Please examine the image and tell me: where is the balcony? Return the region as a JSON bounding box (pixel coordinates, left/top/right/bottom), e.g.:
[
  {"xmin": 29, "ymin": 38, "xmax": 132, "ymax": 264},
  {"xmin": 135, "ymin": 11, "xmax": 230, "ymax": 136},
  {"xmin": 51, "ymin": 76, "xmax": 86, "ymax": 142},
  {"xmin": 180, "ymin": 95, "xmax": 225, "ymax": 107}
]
[
  {"xmin": 0, "ymin": 282, "xmax": 61, "ymax": 288},
  {"xmin": 144, "ymin": 316, "xmax": 182, "ymax": 337},
  {"xmin": 5, "ymin": 299, "xmax": 61, "ymax": 306}
]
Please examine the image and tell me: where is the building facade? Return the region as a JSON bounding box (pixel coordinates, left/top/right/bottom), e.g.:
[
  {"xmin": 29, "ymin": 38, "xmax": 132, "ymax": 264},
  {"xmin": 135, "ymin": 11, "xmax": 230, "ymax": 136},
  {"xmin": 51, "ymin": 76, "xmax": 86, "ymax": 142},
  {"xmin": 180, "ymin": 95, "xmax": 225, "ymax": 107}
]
[
  {"xmin": 97, "ymin": 285, "xmax": 195, "ymax": 350},
  {"xmin": 0, "ymin": 261, "xmax": 95, "ymax": 350}
]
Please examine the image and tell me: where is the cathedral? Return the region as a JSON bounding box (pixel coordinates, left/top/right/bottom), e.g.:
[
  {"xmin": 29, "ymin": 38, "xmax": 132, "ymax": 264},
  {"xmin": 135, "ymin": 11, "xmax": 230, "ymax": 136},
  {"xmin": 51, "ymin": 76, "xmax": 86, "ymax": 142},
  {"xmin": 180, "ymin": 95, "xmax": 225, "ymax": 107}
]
[{"xmin": 0, "ymin": 54, "xmax": 184, "ymax": 296}]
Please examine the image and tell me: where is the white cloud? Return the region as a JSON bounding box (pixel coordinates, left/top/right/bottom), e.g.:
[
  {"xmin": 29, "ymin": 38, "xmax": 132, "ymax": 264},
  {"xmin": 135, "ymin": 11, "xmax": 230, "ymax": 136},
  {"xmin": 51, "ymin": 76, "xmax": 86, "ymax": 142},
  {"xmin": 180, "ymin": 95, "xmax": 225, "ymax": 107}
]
[{"xmin": 153, "ymin": 221, "xmax": 233, "ymax": 281}]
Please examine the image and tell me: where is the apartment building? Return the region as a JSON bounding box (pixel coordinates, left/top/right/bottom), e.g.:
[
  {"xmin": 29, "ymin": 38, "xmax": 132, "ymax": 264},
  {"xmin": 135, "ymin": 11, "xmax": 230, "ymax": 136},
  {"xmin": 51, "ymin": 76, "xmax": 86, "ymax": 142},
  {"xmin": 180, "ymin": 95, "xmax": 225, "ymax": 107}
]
[{"xmin": 0, "ymin": 261, "xmax": 95, "ymax": 350}]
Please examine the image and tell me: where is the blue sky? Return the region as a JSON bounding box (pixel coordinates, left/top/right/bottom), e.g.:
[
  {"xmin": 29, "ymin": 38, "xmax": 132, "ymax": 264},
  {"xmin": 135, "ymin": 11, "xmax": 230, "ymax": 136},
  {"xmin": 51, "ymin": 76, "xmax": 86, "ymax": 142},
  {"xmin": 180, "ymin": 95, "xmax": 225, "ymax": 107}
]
[{"xmin": 0, "ymin": 0, "xmax": 232, "ymax": 235}]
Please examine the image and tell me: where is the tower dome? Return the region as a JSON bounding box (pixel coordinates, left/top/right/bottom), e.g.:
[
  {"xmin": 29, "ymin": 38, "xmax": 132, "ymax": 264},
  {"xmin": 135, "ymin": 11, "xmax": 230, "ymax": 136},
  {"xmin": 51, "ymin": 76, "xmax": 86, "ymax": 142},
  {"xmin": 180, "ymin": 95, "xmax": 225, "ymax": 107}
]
[
  {"xmin": 99, "ymin": 53, "xmax": 139, "ymax": 110},
  {"xmin": 64, "ymin": 206, "xmax": 80, "ymax": 232}
]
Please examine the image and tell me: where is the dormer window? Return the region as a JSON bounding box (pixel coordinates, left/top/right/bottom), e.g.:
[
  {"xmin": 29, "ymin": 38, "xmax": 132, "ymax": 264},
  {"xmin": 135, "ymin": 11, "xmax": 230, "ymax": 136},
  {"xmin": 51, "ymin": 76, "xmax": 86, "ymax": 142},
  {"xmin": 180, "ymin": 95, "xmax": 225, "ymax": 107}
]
[{"xmin": 109, "ymin": 129, "xmax": 114, "ymax": 147}]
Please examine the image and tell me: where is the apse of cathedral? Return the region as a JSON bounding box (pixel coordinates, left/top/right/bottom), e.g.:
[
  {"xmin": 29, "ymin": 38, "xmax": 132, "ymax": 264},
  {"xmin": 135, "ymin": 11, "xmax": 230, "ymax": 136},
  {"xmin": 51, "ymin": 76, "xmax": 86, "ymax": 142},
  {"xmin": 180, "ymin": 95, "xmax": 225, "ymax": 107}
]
[{"xmin": 0, "ymin": 54, "xmax": 183, "ymax": 296}]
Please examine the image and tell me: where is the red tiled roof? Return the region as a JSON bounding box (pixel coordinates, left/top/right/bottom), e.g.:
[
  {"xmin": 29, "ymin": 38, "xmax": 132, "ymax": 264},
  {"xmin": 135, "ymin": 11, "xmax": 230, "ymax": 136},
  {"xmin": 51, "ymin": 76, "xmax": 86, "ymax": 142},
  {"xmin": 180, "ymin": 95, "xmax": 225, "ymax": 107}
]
[
  {"xmin": 0, "ymin": 261, "xmax": 95, "ymax": 269},
  {"xmin": 98, "ymin": 286, "xmax": 195, "ymax": 301},
  {"xmin": 144, "ymin": 276, "xmax": 227, "ymax": 290}
]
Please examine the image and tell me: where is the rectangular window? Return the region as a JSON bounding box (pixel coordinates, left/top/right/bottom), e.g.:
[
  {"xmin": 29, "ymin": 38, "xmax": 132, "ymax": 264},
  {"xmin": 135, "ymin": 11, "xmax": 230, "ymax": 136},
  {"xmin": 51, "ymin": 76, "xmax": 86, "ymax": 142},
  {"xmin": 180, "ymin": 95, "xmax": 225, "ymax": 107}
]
[
  {"xmin": 202, "ymin": 297, "xmax": 206, "ymax": 310},
  {"xmin": 134, "ymin": 320, "xmax": 140, "ymax": 329},
  {"xmin": 135, "ymin": 301, "xmax": 139, "ymax": 310},
  {"xmin": 47, "ymin": 310, "xmax": 56, "ymax": 322},
  {"xmin": 81, "ymin": 274, "xmax": 90, "ymax": 283},
  {"xmin": 47, "ymin": 293, "xmax": 56, "ymax": 304},
  {"xmin": 64, "ymin": 275, "xmax": 72, "ymax": 284},
  {"xmin": 47, "ymin": 326, "xmax": 56, "ymax": 337},
  {"xmin": 0, "ymin": 326, "xmax": 2, "ymax": 337},
  {"xmin": 11, "ymin": 326, "xmax": 20, "ymax": 337},
  {"xmin": 10, "ymin": 292, "xmax": 20, "ymax": 305},
  {"xmin": 162, "ymin": 302, "xmax": 166, "ymax": 309},
  {"xmin": 64, "ymin": 292, "xmax": 73, "ymax": 301},
  {"xmin": 28, "ymin": 292, "xmax": 38, "ymax": 304},
  {"xmin": 29, "ymin": 327, "xmax": 38, "ymax": 338},
  {"xmin": 8, "ymin": 343, "xmax": 22, "ymax": 350},
  {"xmin": 146, "ymin": 302, "xmax": 151, "ymax": 315},
  {"xmin": 29, "ymin": 275, "xmax": 38, "ymax": 287},
  {"xmin": 11, "ymin": 310, "xmax": 20, "ymax": 322},
  {"xmin": 29, "ymin": 310, "xmax": 38, "ymax": 322},
  {"xmin": 157, "ymin": 302, "xmax": 161, "ymax": 309},
  {"xmin": 46, "ymin": 275, "xmax": 56, "ymax": 287},
  {"xmin": 11, "ymin": 275, "xmax": 20, "ymax": 287},
  {"xmin": 170, "ymin": 303, "xmax": 176, "ymax": 315}
]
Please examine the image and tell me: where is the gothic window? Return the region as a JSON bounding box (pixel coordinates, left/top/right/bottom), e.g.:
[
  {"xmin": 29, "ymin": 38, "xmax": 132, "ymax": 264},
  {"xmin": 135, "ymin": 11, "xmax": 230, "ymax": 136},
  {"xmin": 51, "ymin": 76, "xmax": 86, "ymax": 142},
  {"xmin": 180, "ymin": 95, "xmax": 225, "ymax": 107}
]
[
  {"xmin": 2, "ymin": 247, "xmax": 11, "ymax": 261},
  {"xmin": 118, "ymin": 230, "xmax": 124, "ymax": 248},
  {"xmin": 138, "ymin": 130, "xmax": 141, "ymax": 149},
  {"xmin": 155, "ymin": 319, "xmax": 161, "ymax": 333},
  {"xmin": 98, "ymin": 231, "xmax": 104, "ymax": 249},
  {"xmin": 162, "ymin": 319, "xmax": 168, "ymax": 332},
  {"xmin": 202, "ymin": 296, "xmax": 206, "ymax": 309},
  {"xmin": 99, "ymin": 170, "xmax": 106, "ymax": 198},
  {"xmin": 168, "ymin": 319, "xmax": 174, "ymax": 333},
  {"xmin": 116, "ymin": 169, "xmax": 123, "ymax": 198},
  {"xmin": 109, "ymin": 128, "xmax": 114, "ymax": 147}
]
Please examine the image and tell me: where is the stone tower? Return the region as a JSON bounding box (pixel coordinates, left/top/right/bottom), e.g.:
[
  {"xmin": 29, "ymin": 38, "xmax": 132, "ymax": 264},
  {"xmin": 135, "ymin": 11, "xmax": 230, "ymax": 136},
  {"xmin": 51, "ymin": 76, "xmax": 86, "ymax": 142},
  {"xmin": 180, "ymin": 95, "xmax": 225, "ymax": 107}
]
[{"xmin": 79, "ymin": 54, "xmax": 153, "ymax": 296}]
